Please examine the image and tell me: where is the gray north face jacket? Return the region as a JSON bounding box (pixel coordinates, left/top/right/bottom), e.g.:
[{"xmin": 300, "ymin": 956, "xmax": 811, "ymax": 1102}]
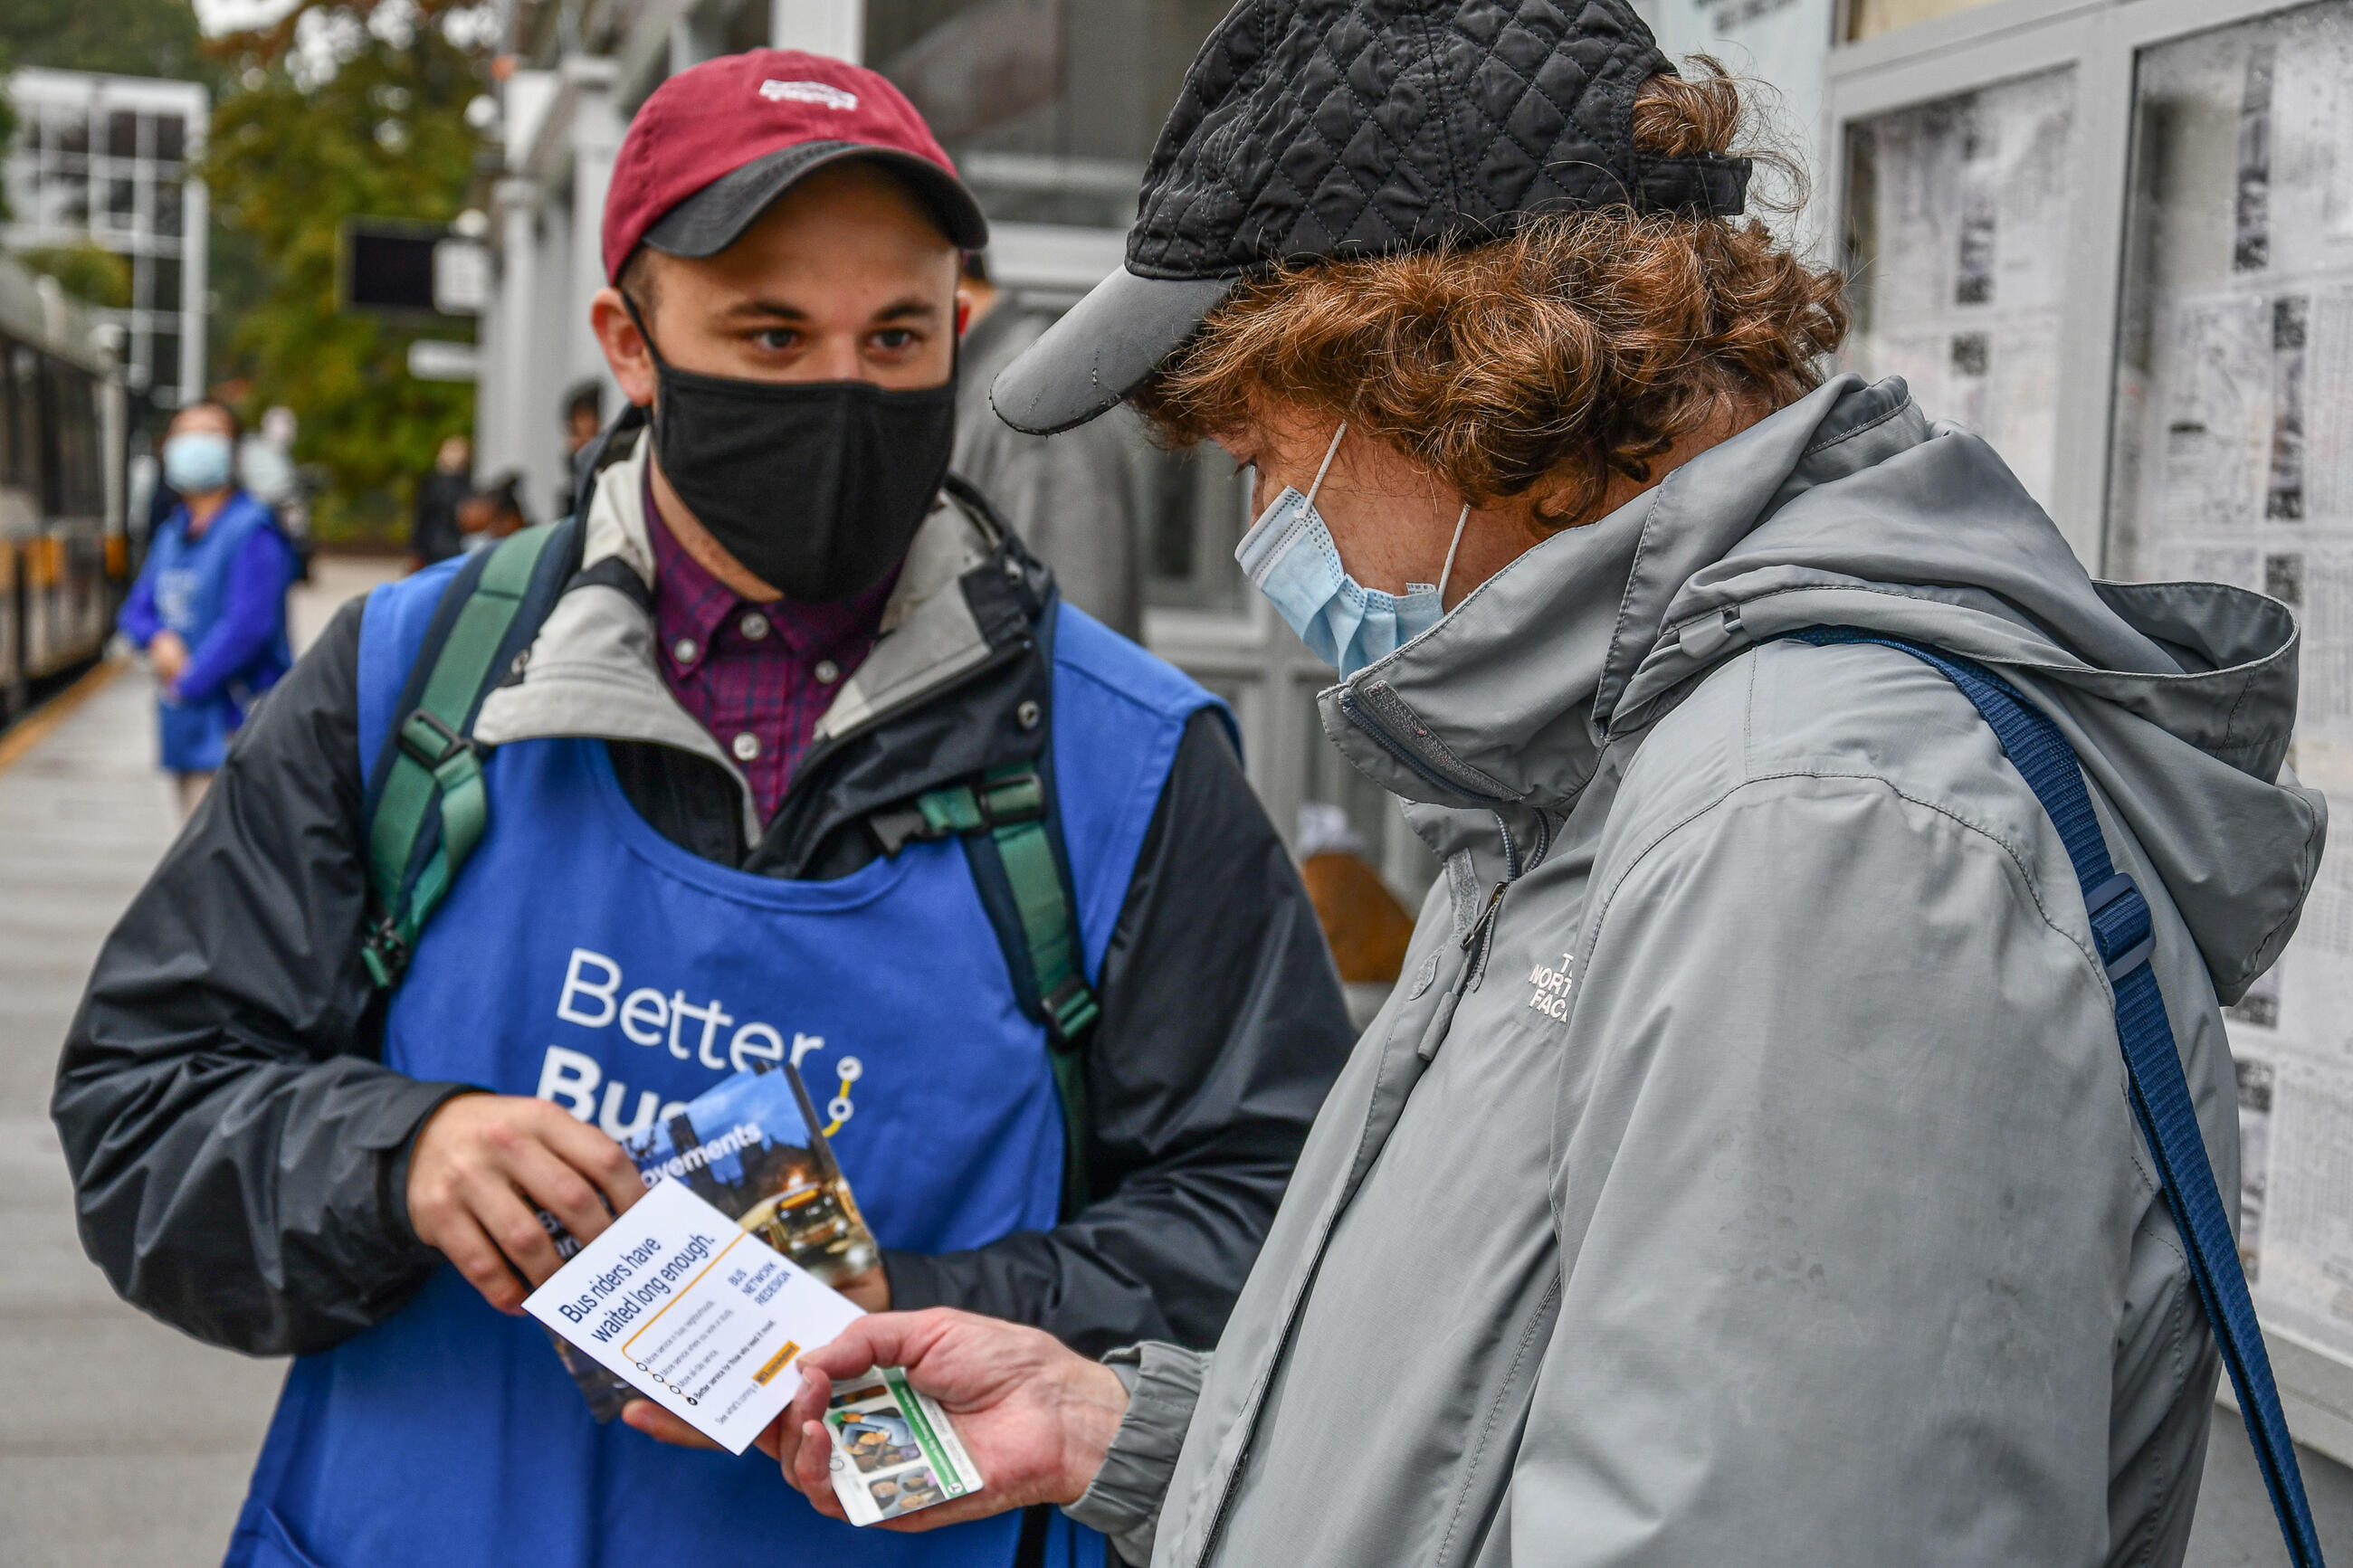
[{"xmin": 1067, "ymin": 375, "xmax": 2326, "ymax": 1567}]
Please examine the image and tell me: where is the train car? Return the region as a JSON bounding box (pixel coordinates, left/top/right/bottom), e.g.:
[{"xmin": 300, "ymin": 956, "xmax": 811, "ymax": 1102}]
[{"xmin": 0, "ymin": 263, "xmax": 126, "ymax": 721}]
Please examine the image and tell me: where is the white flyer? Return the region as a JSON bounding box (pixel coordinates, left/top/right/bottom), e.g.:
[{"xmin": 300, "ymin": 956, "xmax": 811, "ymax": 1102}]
[{"xmin": 525, "ymin": 1176, "xmax": 862, "ymax": 1455}]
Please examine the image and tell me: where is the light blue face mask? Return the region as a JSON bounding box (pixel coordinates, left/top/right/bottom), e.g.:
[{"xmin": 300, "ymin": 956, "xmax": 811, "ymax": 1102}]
[
  {"xmin": 162, "ymin": 430, "xmax": 234, "ymax": 495},
  {"xmin": 1234, "ymin": 422, "xmax": 1469, "ymax": 675}
]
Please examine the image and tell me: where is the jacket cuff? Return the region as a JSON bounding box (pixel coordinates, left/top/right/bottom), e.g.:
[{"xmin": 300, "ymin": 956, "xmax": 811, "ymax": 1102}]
[
  {"xmin": 374, "ymin": 1081, "xmax": 486, "ymax": 1250},
  {"xmin": 878, "ymin": 1247, "xmax": 951, "ymax": 1312},
  {"xmin": 1063, "ymin": 1341, "xmax": 1208, "ymax": 1565}
]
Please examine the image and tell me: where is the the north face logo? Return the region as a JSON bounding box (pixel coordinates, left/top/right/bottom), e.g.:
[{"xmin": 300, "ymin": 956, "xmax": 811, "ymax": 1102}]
[
  {"xmin": 761, "ymin": 79, "xmax": 858, "ymax": 110},
  {"xmin": 1527, "ymin": 952, "xmax": 1574, "ymax": 1022}
]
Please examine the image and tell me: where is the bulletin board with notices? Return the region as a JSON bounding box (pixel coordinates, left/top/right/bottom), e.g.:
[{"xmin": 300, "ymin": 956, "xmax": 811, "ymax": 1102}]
[
  {"xmin": 1833, "ymin": 0, "xmax": 2353, "ymax": 1411},
  {"xmin": 2104, "ymin": 0, "xmax": 2353, "ymax": 1373}
]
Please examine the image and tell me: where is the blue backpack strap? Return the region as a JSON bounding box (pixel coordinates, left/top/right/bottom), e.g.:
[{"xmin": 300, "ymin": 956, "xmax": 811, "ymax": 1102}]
[{"xmin": 1788, "ymin": 626, "xmax": 2325, "ymax": 1568}]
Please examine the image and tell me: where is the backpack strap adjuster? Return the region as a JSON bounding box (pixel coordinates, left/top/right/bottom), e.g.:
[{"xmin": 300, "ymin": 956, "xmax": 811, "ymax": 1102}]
[
  {"xmin": 360, "ymin": 914, "xmax": 412, "ymax": 988},
  {"xmin": 396, "ymin": 707, "xmax": 474, "ymax": 772},
  {"xmin": 2085, "ymin": 871, "xmax": 2156, "ymax": 983}
]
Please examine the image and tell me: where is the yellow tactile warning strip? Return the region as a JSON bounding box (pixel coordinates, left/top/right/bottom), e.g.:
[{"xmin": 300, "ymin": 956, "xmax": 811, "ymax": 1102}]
[{"xmin": 0, "ymin": 658, "xmax": 125, "ymax": 776}]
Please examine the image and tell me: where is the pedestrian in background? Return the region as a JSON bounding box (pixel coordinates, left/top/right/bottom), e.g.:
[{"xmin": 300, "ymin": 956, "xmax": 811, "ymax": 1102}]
[
  {"xmin": 562, "ymin": 378, "xmax": 604, "ymax": 509},
  {"xmin": 409, "ymin": 433, "xmax": 472, "ymax": 568},
  {"xmin": 954, "ymin": 251, "xmax": 1150, "ymax": 639},
  {"xmin": 562, "ymin": 378, "xmax": 603, "ymax": 461},
  {"xmin": 117, "ymin": 400, "xmax": 295, "ymax": 816},
  {"xmin": 456, "ymin": 470, "xmax": 530, "ymax": 549}
]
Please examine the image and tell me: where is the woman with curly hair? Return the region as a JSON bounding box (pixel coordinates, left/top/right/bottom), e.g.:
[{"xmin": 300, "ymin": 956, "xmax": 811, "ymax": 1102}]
[{"xmin": 759, "ymin": 5, "xmax": 2323, "ymax": 1564}]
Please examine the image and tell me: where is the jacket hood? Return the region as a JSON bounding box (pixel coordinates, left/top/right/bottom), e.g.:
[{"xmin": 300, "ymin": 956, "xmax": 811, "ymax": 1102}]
[{"xmin": 1325, "ymin": 374, "xmax": 2325, "ymax": 1003}]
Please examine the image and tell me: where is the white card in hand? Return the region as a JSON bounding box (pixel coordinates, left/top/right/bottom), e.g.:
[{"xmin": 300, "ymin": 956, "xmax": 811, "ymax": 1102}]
[{"xmin": 524, "ymin": 1177, "xmax": 862, "ymax": 1454}]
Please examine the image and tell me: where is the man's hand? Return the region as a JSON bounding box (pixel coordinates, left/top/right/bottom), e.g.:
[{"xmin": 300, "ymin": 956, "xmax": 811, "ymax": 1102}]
[
  {"xmin": 776, "ymin": 1309, "xmax": 1130, "ymax": 1530},
  {"xmin": 405, "ymin": 1093, "xmax": 645, "ymax": 1314},
  {"xmin": 148, "ymin": 630, "xmax": 189, "ymax": 689}
]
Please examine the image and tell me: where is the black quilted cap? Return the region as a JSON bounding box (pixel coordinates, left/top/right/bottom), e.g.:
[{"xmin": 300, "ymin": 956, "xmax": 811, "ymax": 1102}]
[{"xmin": 993, "ymin": 0, "xmax": 1749, "ymax": 435}]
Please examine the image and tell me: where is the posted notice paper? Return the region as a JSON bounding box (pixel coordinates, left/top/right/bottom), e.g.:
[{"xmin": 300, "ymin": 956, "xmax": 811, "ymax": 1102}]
[{"xmin": 524, "ymin": 1177, "xmax": 861, "ymax": 1455}]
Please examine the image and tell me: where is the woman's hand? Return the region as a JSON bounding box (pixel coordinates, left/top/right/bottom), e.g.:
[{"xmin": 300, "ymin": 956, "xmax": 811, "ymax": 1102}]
[{"xmin": 776, "ymin": 1308, "xmax": 1129, "ymax": 1530}]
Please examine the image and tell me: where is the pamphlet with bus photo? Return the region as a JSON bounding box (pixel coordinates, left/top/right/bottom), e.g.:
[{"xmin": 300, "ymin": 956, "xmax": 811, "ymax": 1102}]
[
  {"xmin": 538, "ymin": 1059, "xmax": 881, "ymax": 1420},
  {"xmin": 823, "ymin": 1367, "xmax": 985, "ymax": 1525}
]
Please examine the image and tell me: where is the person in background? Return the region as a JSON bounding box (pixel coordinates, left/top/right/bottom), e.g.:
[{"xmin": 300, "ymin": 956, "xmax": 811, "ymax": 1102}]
[
  {"xmin": 240, "ymin": 405, "xmax": 311, "ymax": 582},
  {"xmin": 410, "ymin": 433, "xmax": 472, "ymax": 568},
  {"xmin": 455, "ymin": 470, "xmax": 531, "ymax": 550},
  {"xmin": 953, "ymin": 251, "xmax": 1151, "ymax": 639},
  {"xmin": 117, "ymin": 400, "xmax": 295, "ymax": 817},
  {"xmin": 561, "ymin": 378, "xmax": 604, "ymax": 511},
  {"xmin": 562, "ymin": 378, "xmax": 604, "ymax": 461}
]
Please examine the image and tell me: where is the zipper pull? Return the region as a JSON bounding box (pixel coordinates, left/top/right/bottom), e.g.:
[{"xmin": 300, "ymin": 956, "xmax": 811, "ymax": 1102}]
[
  {"xmin": 1462, "ymin": 880, "xmax": 1507, "ymax": 952},
  {"xmin": 1420, "ymin": 881, "xmax": 1508, "ymax": 1063}
]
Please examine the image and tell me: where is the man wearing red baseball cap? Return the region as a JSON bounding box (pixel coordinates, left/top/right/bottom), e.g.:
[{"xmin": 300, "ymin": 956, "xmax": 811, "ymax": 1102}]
[{"xmin": 56, "ymin": 49, "xmax": 1354, "ymax": 1568}]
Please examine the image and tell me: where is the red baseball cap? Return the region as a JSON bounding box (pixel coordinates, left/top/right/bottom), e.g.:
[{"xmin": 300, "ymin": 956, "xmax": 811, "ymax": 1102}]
[{"xmin": 601, "ymin": 49, "xmax": 987, "ymax": 283}]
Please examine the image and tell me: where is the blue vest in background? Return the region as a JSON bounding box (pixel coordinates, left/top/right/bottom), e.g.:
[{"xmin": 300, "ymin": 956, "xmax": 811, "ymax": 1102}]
[
  {"xmin": 141, "ymin": 489, "xmax": 292, "ymax": 771},
  {"xmin": 225, "ymin": 560, "xmax": 1214, "ymax": 1568}
]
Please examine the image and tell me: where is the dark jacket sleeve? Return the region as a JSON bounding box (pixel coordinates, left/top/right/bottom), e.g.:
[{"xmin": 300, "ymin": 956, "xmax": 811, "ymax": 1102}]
[
  {"xmin": 881, "ymin": 709, "xmax": 1356, "ymax": 1354},
  {"xmin": 52, "ymin": 598, "xmax": 473, "ymax": 1355}
]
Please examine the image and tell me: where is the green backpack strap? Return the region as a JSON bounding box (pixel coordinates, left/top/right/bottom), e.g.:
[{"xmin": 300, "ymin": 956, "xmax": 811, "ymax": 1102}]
[
  {"xmin": 362, "ymin": 524, "xmax": 565, "ymax": 987},
  {"xmin": 913, "ymin": 761, "xmax": 1100, "ymax": 1219}
]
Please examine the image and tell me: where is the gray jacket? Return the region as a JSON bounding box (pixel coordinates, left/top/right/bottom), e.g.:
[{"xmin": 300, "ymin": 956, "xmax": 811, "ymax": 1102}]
[
  {"xmin": 1070, "ymin": 375, "xmax": 2326, "ymax": 1567},
  {"xmin": 955, "ymin": 299, "xmax": 1154, "ymax": 639}
]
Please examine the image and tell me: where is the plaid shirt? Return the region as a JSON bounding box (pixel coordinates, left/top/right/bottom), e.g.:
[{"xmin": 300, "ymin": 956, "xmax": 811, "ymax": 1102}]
[{"xmin": 644, "ymin": 484, "xmax": 897, "ymax": 824}]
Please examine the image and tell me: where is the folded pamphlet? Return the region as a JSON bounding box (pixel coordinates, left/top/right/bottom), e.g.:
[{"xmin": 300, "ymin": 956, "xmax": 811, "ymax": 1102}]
[
  {"xmin": 538, "ymin": 1060, "xmax": 881, "ymax": 1421},
  {"xmin": 525, "ymin": 1178, "xmax": 984, "ymax": 1522}
]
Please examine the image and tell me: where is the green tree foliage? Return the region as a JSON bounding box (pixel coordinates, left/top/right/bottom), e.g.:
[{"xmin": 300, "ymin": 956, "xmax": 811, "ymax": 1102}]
[
  {"xmin": 14, "ymin": 241, "xmax": 132, "ymax": 308},
  {"xmin": 0, "ymin": 0, "xmax": 208, "ymax": 82},
  {"xmin": 206, "ymin": 2, "xmax": 483, "ymax": 543}
]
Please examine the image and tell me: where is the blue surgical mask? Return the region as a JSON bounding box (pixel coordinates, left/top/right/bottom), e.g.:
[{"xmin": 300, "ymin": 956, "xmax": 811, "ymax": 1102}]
[
  {"xmin": 162, "ymin": 431, "xmax": 234, "ymax": 494},
  {"xmin": 1235, "ymin": 422, "xmax": 1468, "ymax": 675}
]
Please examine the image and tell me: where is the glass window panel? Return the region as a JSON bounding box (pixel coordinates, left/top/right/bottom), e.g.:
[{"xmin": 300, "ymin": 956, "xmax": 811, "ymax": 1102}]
[
  {"xmin": 107, "ymin": 109, "xmax": 138, "ymax": 159},
  {"xmin": 53, "ymin": 114, "xmax": 88, "ymax": 159},
  {"xmin": 867, "ymin": 0, "xmax": 1230, "ymax": 227},
  {"xmin": 151, "ymin": 113, "xmax": 184, "ymax": 165},
  {"xmin": 2103, "ymin": 0, "xmax": 2353, "ymax": 1361},
  {"xmin": 1841, "ymin": 67, "xmax": 2078, "ymax": 514},
  {"xmin": 154, "ymin": 178, "xmax": 183, "ymax": 238},
  {"xmin": 104, "ymin": 176, "xmax": 136, "ymax": 225},
  {"xmin": 152, "ymin": 254, "xmax": 182, "ymax": 311},
  {"xmin": 1140, "ymin": 441, "xmax": 1249, "ymax": 613},
  {"xmin": 150, "ymin": 331, "xmax": 180, "ymax": 391}
]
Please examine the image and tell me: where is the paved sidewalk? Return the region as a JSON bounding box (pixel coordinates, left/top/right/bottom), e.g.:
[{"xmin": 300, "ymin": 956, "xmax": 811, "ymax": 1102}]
[
  {"xmin": 0, "ymin": 660, "xmax": 288, "ymax": 1566},
  {"xmin": 0, "ymin": 553, "xmax": 2348, "ymax": 1563},
  {"xmin": 0, "ymin": 557, "xmax": 396, "ymax": 1567}
]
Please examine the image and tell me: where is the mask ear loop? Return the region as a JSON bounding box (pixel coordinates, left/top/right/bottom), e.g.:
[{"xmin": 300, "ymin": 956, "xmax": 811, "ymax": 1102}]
[
  {"xmin": 1436, "ymin": 503, "xmax": 1470, "ymax": 603},
  {"xmin": 1302, "ymin": 421, "xmax": 1348, "ymax": 512}
]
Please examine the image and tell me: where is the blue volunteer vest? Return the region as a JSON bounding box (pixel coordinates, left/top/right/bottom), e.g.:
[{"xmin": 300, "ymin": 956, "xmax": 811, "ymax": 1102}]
[
  {"xmin": 226, "ymin": 559, "xmax": 1215, "ymax": 1568},
  {"xmin": 140, "ymin": 489, "xmax": 292, "ymax": 771}
]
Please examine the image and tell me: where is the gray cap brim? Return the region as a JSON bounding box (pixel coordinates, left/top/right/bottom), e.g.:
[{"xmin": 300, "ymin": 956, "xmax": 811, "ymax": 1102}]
[
  {"xmin": 644, "ymin": 141, "xmax": 988, "ymax": 260},
  {"xmin": 989, "ymin": 266, "xmax": 1238, "ymax": 435}
]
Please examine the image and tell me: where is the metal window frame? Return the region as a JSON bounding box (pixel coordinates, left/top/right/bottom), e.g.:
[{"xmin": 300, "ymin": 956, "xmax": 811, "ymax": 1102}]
[
  {"xmin": 1825, "ymin": 0, "xmax": 2319, "ymax": 572},
  {"xmin": 1827, "ymin": 0, "xmax": 2353, "ymax": 1459}
]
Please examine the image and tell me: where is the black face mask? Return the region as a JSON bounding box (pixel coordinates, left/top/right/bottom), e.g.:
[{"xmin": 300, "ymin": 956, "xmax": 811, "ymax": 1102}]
[{"xmin": 629, "ymin": 302, "xmax": 957, "ymax": 603}]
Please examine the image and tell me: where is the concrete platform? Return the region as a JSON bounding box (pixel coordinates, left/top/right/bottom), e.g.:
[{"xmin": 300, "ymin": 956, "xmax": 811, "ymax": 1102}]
[
  {"xmin": 0, "ymin": 557, "xmax": 394, "ymax": 1567},
  {"xmin": 1, "ymin": 552, "xmax": 2348, "ymax": 1564}
]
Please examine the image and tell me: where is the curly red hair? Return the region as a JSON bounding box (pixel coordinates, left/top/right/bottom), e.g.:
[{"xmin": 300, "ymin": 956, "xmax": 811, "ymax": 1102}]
[{"xmin": 1130, "ymin": 61, "xmax": 1849, "ymax": 527}]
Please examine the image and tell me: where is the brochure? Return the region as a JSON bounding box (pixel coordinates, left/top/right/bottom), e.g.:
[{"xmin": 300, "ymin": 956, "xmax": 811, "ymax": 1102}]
[
  {"xmin": 538, "ymin": 1060, "xmax": 882, "ymax": 1421},
  {"xmin": 525, "ymin": 1177, "xmax": 862, "ymax": 1453},
  {"xmin": 526, "ymin": 1179, "xmax": 986, "ymax": 1524},
  {"xmin": 823, "ymin": 1367, "xmax": 986, "ymax": 1525}
]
